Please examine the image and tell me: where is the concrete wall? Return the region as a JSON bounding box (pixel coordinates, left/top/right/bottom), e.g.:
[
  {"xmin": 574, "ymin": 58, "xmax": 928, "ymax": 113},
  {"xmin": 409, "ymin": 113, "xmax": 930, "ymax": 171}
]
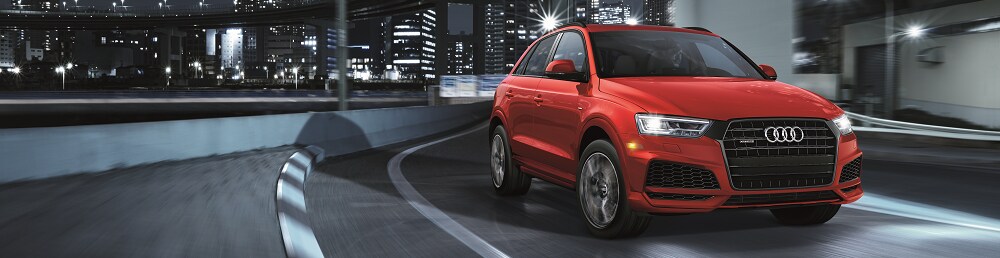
[
  {"xmin": 788, "ymin": 73, "xmax": 840, "ymax": 99},
  {"xmin": 0, "ymin": 102, "xmax": 490, "ymax": 183},
  {"xmin": 673, "ymin": 0, "xmax": 795, "ymax": 84},
  {"xmin": 842, "ymin": 0, "xmax": 1000, "ymax": 128}
]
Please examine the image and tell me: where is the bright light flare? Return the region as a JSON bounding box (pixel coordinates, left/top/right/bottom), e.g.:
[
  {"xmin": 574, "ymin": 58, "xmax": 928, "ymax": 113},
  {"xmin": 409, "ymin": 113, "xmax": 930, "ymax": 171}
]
[
  {"xmin": 905, "ymin": 25, "xmax": 926, "ymax": 39},
  {"xmin": 625, "ymin": 17, "xmax": 638, "ymax": 25},
  {"xmin": 541, "ymin": 16, "xmax": 558, "ymax": 31}
]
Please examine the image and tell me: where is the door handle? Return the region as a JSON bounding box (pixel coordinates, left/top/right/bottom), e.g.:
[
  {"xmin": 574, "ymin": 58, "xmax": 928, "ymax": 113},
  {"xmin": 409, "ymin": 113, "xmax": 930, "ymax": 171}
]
[
  {"xmin": 505, "ymin": 91, "xmax": 514, "ymax": 98},
  {"xmin": 533, "ymin": 96, "xmax": 544, "ymax": 102}
]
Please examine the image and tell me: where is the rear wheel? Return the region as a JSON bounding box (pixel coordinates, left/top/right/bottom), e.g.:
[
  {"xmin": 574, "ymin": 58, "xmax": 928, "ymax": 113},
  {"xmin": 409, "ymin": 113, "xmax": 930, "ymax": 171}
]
[
  {"xmin": 770, "ymin": 204, "xmax": 841, "ymax": 225},
  {"xmin": 490, "ymin": 126, "xmax": 531, "ymax": 195},
  {"xmin": 578, "ymin": 140, "xmax": 650, "ymax": 238}
]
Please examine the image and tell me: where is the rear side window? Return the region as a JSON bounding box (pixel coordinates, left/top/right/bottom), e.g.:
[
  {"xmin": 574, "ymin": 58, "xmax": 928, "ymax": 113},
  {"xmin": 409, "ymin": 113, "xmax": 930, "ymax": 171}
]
[
  {"xmin": 551, "ymin": 32, "xmax": 587, "ymax": 73},
  {"xmin": 520, "ymin": 36, "xmax": 558, "ymax": 76}
]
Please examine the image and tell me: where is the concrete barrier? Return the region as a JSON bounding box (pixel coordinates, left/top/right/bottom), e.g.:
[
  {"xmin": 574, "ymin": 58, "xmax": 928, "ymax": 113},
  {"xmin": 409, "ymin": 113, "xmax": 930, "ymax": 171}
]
[{"xmin": 0, "ymin": 101, "xmax": 491, "ymax": 183}]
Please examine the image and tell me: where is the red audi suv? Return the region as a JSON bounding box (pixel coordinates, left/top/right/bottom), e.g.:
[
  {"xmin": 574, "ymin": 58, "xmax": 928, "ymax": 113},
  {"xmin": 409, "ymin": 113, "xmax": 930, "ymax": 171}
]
[{"xmin": 488, "ymin": 24, "xmax": 863, "ymax": 238}]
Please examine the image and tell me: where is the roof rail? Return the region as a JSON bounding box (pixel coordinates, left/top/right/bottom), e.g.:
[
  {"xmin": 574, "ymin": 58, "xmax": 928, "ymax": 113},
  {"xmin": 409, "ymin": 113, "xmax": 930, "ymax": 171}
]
[
  {"xmin": 555, "ymin": 22, "xmax": 587, "ymax": 30},
  {"xmin": 683, "ymin": 26, "xmax": 712, "ymax": 33}
]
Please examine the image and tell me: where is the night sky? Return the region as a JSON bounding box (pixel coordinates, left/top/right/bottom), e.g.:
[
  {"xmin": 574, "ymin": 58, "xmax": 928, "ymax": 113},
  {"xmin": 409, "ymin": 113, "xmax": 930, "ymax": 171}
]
[{"xmin": 3, "ymin": 0, "xmax": 644, "ymax": 33}]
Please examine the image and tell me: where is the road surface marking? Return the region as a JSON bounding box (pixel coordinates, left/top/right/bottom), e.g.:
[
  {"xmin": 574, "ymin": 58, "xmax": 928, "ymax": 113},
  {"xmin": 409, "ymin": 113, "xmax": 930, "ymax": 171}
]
[
  {"xmin": 388, "ymin": 124, "xmax": 509, "ymax": 258},
  {"xmin": 847, "ymin": 193, "xmax": 1000, "ymax": 233}
]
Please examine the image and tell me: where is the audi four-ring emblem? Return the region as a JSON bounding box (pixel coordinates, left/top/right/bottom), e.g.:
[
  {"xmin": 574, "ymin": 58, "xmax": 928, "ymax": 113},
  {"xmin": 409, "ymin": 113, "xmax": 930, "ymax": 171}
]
[{"xmin": 764, "ymin": 126, "xmax": 805, "ymax": 143}]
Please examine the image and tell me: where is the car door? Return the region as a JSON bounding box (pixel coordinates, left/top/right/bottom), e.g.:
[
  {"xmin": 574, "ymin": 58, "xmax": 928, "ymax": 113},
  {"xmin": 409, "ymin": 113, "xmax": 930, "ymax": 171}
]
[
  {"xmin": 529, "ymin": 31, "xmax": 589, "ymax": 180},
  {"xmin": 506, "ymin": 35, "xmax": 558, "ymax": 157}
]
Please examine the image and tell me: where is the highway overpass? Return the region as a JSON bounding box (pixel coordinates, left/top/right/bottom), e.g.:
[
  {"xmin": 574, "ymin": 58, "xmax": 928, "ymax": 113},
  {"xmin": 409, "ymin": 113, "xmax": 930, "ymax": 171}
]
[{"xmin": 0, "ymin": 0, "xmax": 439, "ymax": 29}]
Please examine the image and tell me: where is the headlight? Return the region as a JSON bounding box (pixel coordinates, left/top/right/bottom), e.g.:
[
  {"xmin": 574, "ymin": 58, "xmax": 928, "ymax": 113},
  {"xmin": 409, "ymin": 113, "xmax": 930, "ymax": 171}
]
[
  {"xmin": 635, "ymin": 114, "xmax": 711, "ymax": 138},
  {"xmin": 833, "ymin": 114, "xmax": 853, "ymax": 135}
]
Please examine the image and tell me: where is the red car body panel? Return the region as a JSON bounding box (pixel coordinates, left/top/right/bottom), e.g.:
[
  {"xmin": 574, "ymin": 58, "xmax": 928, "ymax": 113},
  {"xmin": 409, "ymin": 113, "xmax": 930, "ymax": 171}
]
[{"xmin": 490, "ymin": 24, "xmax": 863, "ymax": 214}]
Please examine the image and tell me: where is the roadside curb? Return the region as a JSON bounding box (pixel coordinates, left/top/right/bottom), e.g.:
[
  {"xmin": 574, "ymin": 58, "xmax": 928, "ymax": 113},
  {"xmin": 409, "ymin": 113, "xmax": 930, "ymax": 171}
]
[{"xmin": 276, "ymin": 147, "xmax": 325, "ymax": 258}]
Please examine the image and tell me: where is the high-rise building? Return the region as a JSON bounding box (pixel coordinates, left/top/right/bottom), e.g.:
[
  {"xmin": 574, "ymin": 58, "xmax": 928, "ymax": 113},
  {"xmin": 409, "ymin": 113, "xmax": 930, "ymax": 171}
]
[
  {"xmin": 0, "ymin": 31, "xmax": 16, "ymax": 69},
  {"xmin": 219, "ymin": 28, "xmax": 244, "ymax": 76},
  {"xmin": 643, "ymin": 0, "xmax": 674, "ymax": 26},
  {"xmin": 386, "ymin": 9, "xmax": 436, "ymax": 80},
  {"xmin": 234, "ymin": 0, "xmax": 316, "ymax": 80},
  {"xmin": 182, "ymin": 29, "xmax": 218, "ymax": 79},
  {"xmin": 12, "ymin": 0, "xmax": 70, "ymax": 64},
  {"xmin": 484, "ymin": 2, "xmax": 506, "ymax": 74},
  {"xmin": 346, "ymin": 18, "xmax": 388, "ymax": 80},
  {"xmin": 595, "ymin": 0, "xmax": 631, "ymax": 24},
  {"xmin": 502, "ymin": 1, "xmax": 543, "ymax": 72},
  {"xmin": 573, "ymin": 0, "xmax": 590, "ymax": 23},
  {"xmin": 445, "ymin": 33, "xmax": 474, "ymax": 75}
]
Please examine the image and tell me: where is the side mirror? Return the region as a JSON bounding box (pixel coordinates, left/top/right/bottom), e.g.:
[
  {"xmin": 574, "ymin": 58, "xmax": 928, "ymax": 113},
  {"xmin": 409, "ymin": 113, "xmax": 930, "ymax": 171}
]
[
  {"xmin": 759, "ymin": 64, "xmax": 777, "ymax": 80},
  {"xmin": 545, "ymin": 59, "xmax": 587, "ymax": 82}
]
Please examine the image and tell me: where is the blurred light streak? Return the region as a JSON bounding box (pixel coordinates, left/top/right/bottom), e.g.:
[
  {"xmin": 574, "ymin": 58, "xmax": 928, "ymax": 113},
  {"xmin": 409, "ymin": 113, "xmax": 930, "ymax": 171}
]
[{"xmin": 847, "ymin": 193, "xmax": 1000, "ymax": 233}]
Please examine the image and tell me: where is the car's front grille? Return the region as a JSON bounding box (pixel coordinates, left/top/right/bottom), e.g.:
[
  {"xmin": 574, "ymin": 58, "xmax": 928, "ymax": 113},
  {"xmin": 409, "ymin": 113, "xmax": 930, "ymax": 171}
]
[
  {"xmin": 646, "ymin": 192, "xmax": 714, "ymax": 201},
  {"xmin": 839, "ymin": 157, "xmax": 863, "ymax": 182},
  {"xmin": 722, "ymin": 119, "xmax": 837, "ymax": 190},
  {"xmin": 723, "ymin": 190, "xmax": 840, "ymax": 206},
  {"xmin": 841, "ymin": 185, "xmax": 860, "ymax": 193},
  {"xmin": 644, "ymin": 161, "xmax": 720, "ymax": 189}
]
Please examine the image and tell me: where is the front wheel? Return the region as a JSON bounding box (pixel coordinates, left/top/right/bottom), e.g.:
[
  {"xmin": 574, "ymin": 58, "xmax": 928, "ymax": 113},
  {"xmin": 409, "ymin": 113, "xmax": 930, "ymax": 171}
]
[
  {"xmin": 577, "ymin": 140, "xmax": 650, "ymax": 239},
  {"xmin": 770, "ymin": 204, "xmax": 841, "ymax": 225},
  {"xmin": 490, "ymin": 126, "xmax": 531, "ymax": 195}
]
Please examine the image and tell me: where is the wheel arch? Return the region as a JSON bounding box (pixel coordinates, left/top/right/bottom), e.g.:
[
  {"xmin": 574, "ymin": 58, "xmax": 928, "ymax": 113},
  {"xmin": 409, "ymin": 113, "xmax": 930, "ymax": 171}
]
[{"xmin": 489, "ymin": 110, "xmax": 507, "ymax": 141}]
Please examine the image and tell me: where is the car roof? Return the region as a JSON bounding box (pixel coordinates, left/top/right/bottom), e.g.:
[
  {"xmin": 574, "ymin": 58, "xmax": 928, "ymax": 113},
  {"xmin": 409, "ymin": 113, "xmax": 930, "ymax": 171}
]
[{"xmin": 555, "ymin": 24, "xmax": 719, "ymax": 37}]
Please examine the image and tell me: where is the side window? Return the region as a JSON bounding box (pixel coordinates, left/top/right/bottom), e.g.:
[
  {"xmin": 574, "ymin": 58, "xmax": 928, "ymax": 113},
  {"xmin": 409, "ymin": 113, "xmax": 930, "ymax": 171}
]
[
  {"xmin": 521, "ymin": 36, "xmax": 558, "ymax": 76},
  {"xmin": 551, "ymin": 32, "xmax": 587, "ymax": 73}
]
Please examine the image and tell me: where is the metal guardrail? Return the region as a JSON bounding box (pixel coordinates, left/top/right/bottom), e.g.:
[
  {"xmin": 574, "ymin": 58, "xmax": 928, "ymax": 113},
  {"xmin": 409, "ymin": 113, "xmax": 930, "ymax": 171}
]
[{"xmin": 847, "ymin": 112, "xmax": 1000, "ymax": 141}]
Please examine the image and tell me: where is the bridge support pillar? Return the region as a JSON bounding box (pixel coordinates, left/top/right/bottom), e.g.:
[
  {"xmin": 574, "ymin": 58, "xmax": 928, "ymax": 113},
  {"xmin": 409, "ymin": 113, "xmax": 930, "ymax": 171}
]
[{"xmin": 336, "ymin": 0, "xmax": 349, "ymax": 111}]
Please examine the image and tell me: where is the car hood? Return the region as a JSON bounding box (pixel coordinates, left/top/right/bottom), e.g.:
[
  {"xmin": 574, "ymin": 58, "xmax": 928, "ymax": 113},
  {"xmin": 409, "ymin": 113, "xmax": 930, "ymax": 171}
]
[{"xmin": 600, "ymin": 77, "xmax": 843, "ymax": 121}]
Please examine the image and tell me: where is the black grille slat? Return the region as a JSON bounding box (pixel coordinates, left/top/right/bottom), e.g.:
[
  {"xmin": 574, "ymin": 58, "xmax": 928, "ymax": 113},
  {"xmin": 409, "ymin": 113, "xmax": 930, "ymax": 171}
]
[
  {"xmin": 724, "ymin": 190, "xmax": 840, "ymax": 206},
  {"xmin": 647, "ymin": 192, "xmax": 714, "ymax": 201},
  {"xmin": 645, "ymin": 161, "xmax": 720, "ymax": 189},
  {"xmin": 841, "ymin": 185, "xmax": 860, "ymax": 193},
  {"xmin": 722, "ymin": 119, "xmax": 837, "ymax": 190},
  {"xmin": 839, "ymin": 157, "xmax": 863, "ymax": 182}
]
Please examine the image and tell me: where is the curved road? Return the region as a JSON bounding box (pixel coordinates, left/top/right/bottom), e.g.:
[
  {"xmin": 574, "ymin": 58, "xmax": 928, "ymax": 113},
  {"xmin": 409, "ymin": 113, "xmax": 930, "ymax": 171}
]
[{"xmin": 306, "ymin": 124, "xmax": 1000, "ymax": 257}]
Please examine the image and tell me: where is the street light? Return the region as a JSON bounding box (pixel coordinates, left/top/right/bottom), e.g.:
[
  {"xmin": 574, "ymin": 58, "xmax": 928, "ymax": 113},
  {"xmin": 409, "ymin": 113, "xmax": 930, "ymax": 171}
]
[
  {"xmin": 292, "ymin": 67, "xmax": 299, "ymax": 89},
  {"xmin": 165, "ymin": 66, "xmax": 171, "ymax": 87},
  {"xmin": 192, "ymin": 61, "xmax": 202, "ymax": 78},
  {"xmin": 625, "ymin": 17, "xmax": 638, "ymax": 25},
  {"xmin": 112, "ymin": 2, "xmax": 116, "ymax": 12},
  {"xmin": 11, "ymin": 67, "xmax": 19, "ymax": 75},
  {"xmin": 56, "ymin": 66, "xmax": 66, "ymax": 90},
  {"xmin": 878, "ymin": 22, "xmax": 927, "ymax": 118}
]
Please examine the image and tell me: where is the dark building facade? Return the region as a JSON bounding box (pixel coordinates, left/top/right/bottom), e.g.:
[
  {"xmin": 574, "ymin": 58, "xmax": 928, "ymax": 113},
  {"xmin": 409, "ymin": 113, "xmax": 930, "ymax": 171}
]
[{"xmin": 642, "ymin": 0, "xmax": 674, "ymax": 26}]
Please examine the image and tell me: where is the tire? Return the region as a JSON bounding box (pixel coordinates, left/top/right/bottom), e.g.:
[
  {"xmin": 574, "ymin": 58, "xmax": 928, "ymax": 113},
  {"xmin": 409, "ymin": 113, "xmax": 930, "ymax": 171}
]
[
  {"xmin": 490, "ymin": 126, "xmax": 531, "ymax": 195},
  {"xmin": 770, "ymin": 204, "xmax": 841, "ymax": 226},
  {"xmin": 577, "ymin": 140, "xmax": 650, "ymax": 239}
]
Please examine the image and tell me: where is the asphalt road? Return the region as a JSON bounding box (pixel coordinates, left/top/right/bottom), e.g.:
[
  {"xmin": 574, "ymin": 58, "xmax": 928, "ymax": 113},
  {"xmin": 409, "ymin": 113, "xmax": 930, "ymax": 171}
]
[
  {"xmin": 1, "ymin": 123, "xmax": 998, "ymax": 257},
  {"xmin": 307, "ymin": 124, "xmax": 1000, "ymax": 258},
  {"xmin": 0, "ymin": 147, "xmax": 296, "ymax": 258}
]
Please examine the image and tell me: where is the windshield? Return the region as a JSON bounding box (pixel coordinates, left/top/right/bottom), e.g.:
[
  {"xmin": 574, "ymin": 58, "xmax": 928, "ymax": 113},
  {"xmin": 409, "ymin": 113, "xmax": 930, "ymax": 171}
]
[{"xmin": 590, "ymin": 31, "xmax": 764, "ymax": 79}]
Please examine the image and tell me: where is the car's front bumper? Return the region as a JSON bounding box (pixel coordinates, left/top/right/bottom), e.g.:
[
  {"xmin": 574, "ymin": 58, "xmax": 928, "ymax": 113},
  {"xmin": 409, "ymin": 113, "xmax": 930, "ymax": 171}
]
[{"xmin": 616, "ymin": 132, "xmax": 863, "ymax": 214}]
